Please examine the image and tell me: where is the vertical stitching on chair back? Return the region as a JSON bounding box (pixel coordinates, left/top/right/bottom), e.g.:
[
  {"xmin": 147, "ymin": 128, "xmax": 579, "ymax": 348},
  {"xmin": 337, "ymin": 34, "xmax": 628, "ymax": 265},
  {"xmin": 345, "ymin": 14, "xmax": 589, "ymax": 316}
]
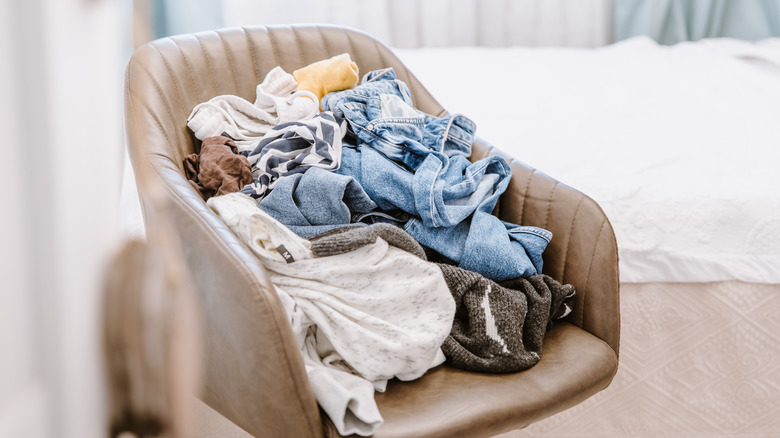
[
  {"xmin": 129, "ymin": 61, "xmax": 176, "ymax": 148},
  {"xmin": 542, "ymin": 181, "xmax": 559, "ymax": 230},
  {"xmin": 516, "ymin": 169, "xmax": 535, "ymax": 225},
  {"xmin": 193, "ymin": 33, "xmax": 219, "ymax": 95},
  {"xmin": 129, "ymin": 89, "xmax": 174, "ymax": 160},
  {"xmin": 151, "ymin": 43, "xmax": 186, "ymax": 127},
  {"xmin": 240, "ymin": 27, "xmax": 261, "ymax": 86},
  {"xmin": 559, "ymin": 196, "xmax": 585, "ymax": 284},
  {"xmin": 266, "ymin": 26, "xmax": 283, "ymax": 72},
  {"xmin": 171, "ymin": 38, "xmax": 202, "ymax": 104},
  {"xmin": 342, "ymin": 27, "xmax": 357, "ymax": 70},
  {"xmin": 290, "ymin": 26, "xmax": 306, "ymax": 66},
  {"xmin": 316, "ymin": 27, "xmax": 331, "ymax": 59},
  {"xmin": 217, "ymin": 31, "xmax": 241, "ymax": 95},
  {"xmin": 581, "ymin": 219, "xmax": 607, "ymax": 331}
]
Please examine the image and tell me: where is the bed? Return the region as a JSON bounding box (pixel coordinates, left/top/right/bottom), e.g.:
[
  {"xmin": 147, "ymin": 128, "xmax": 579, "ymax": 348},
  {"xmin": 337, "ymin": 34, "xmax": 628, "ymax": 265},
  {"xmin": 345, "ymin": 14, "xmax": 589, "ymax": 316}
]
[{"xmin": 392, "ymin": 37, "xmax": 780, "ymax": 437}]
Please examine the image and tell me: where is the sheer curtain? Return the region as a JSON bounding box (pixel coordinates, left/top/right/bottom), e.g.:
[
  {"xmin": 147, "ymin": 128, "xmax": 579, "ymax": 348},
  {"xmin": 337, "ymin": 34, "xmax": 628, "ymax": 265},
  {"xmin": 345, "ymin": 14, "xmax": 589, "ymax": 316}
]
[
  {"xmin": 221, "ymin": 0, "xmax": 613, "ymax": 47},
  {"xmin": 615, "ymin": 0, "xmax": 780, "ymax": 44},
  {"xmin": 150, "ymin": 0, "xmax": 223, "ymax": 39}
]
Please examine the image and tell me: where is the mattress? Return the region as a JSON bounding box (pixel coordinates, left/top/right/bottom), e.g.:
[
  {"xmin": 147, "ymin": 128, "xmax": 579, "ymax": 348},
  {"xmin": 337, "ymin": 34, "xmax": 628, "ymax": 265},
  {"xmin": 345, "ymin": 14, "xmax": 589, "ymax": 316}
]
[{"xmin": 395, "ymin": 37, "xmax": 780, "ymax": 284}]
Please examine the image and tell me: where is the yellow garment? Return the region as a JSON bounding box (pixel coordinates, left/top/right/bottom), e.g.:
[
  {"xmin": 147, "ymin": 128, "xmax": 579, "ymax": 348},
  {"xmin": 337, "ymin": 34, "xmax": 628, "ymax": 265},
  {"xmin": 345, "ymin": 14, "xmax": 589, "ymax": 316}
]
[{"xmin": 293, "ymin": 53, "xmax": 359, "ymax": 108}]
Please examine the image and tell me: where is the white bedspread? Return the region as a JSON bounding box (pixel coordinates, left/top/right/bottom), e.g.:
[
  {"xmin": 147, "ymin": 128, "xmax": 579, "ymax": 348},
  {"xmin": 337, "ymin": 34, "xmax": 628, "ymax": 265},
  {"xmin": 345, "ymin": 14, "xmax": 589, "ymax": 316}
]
[{"xmin": 395, "ymin": 37, "xmax": 780, "ymax": 283}]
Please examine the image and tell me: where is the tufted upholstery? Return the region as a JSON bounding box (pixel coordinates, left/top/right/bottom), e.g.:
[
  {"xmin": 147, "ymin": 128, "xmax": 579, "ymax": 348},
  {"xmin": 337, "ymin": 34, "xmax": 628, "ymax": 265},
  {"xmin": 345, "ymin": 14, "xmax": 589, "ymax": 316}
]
[{"xmin": 125, "ymin": 24, "xmax": 619, "ymax": 438}]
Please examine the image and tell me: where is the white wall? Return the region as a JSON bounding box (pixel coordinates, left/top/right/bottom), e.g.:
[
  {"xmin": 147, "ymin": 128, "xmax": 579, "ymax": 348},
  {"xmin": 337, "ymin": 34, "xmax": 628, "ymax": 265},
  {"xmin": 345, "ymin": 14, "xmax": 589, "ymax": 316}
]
[{"xmin": 0, "ymin": 0, "xmax": 126, "ymax": 437}]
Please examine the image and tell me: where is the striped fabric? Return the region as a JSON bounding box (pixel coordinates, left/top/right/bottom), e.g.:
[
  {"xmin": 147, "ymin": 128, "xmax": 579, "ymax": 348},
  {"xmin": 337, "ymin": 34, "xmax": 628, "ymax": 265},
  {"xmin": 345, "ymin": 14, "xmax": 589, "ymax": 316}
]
[{"xmin": 240, "ymin": 112, "xmax": 347, "ymax": 199}]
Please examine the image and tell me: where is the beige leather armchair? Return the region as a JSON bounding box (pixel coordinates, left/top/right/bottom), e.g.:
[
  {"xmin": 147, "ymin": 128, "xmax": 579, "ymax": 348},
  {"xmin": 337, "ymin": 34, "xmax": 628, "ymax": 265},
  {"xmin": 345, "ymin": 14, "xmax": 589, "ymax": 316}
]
[{"xmin": 124, "ymin": 24, "xmax": 620, "ymax": 438}]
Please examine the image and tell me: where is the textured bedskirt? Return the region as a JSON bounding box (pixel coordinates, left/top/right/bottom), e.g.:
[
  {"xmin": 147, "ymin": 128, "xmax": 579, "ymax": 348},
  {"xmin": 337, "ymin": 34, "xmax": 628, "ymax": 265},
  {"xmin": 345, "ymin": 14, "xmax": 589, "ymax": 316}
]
[{"xmin": 505, "ymin": 281, "xmax": 780, "ymax": 438}]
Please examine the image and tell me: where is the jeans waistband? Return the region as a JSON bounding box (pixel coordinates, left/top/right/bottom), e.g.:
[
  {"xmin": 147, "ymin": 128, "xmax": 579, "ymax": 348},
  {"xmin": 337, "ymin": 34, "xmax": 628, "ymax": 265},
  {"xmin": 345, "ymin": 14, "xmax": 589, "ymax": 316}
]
[{"xmin": 425, "ymin": 113, "xmax": 476, "ymax": 157}]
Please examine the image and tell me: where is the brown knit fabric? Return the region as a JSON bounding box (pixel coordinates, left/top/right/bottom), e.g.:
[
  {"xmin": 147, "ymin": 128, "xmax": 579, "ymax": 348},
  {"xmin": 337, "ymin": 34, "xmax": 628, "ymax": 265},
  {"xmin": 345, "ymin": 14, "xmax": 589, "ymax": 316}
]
[{"xmin": 183, "ymin": 136, "xmax": 253, "ymax": 201}]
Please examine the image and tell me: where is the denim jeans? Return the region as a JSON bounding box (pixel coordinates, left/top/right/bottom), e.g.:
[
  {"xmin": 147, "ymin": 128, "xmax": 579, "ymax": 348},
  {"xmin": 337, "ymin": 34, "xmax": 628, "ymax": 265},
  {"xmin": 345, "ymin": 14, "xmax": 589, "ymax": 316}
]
[{"xmin": 337, "ymin": 144, "xmax": 551, "ymax": 281}]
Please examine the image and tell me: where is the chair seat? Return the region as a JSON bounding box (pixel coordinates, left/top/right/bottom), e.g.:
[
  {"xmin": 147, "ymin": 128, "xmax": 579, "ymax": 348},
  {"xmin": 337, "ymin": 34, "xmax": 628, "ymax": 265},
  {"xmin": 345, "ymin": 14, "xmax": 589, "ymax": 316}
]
[{"xmin": 324, "ymin": 322, "xmax": 617, "ymax": 438}]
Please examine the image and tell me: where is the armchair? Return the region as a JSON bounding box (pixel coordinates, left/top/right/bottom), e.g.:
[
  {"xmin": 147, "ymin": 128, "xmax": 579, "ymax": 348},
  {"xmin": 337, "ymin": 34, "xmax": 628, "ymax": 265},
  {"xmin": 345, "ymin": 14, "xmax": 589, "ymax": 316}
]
[{"xmin": 124, "ymin": 24, "xmax": 620, "ymax": 438}]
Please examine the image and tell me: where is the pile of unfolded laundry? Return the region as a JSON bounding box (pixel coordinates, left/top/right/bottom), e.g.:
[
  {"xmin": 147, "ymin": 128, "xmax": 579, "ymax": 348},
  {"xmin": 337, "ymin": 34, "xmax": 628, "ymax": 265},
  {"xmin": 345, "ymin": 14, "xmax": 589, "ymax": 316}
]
[{"xmin": 184, "ymin": 53, "xmax": 576, "ymax": 436}]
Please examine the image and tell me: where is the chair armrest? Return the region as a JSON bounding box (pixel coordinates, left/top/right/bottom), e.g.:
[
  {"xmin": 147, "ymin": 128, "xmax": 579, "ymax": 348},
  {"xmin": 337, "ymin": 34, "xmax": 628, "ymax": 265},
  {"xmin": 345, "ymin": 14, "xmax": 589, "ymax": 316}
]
[
  {"xmin": 138, "ymin": 155, "xmax": 325, "ymax": 438},
  {"xmin": 471, "ymin": 137, "xmax": 620, "ymax": 356}
]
